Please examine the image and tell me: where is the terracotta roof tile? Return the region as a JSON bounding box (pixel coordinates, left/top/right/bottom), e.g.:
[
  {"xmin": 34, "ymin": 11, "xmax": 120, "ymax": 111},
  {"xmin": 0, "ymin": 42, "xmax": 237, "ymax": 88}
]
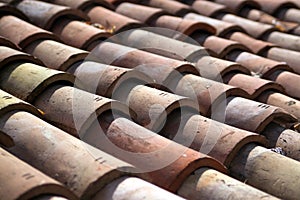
[
  {"xmin": 85, "ymin": 6, "xmax": 142, "ymax": 33},
  {"xmin": 0, "ymin": 62, "xmax": 75, "ymax": 102},
  {"xmin": 0, "ymin": 147, "xmax": 77, "ymax": 200},
  {"xmin": 223, "ymin": 73, "xmax": 284, "ymax": 98},
  {"xmin": 14, "ymin": 0, "xmax": 88, "ymax": 29},
  {"xmin": 216, "ymin": 96, "xmax": 297, "ymax": 133},
  {"xmin": 253, "ymin": 0, "xmax": 298, "ymax": 14},
  {"xmin": 258, "ymin": 91, "xmax": 300, "ymax": 120},
  {"xmin": 0, "ymin": 15, "xmax": 58, "ymax": 48},
  {"xmin": 0, "ymin": 110, "xmax": 134, "ymax": 199},
  {"xmin": 0, "ymin": 36, "xmax": 19, "ymax": 49},
  {"xmin": 1, "ymin": 0, "xmax": 300, "ymax": 199},
  {"xmin": 0, "ymin": 45, "xmax": 43, "ymax": 68},
  {"xmin": 24, "ymin": 39, "xmax": 89, "ymax": 70},
  {"xmin": 52, "ymin": 19, "xmax": 112, "ymax": 50},
  {"xmin": 184, "ymin": 12, "xmax": 245, "ymax": 36}
]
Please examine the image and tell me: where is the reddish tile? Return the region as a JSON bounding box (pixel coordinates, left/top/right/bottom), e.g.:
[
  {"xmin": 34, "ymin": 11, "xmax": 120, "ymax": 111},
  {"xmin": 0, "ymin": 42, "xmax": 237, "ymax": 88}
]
[
  {"xmin": 0, "ymin": 147, "xmax": 77, "ymax": 200},
  {"xmin": 161, "ymin": 110, "xmax": 266, "ymax": 166},
  {"xmin": 223, "ymin": 73, "xmax": 284, "ymax": 98},
  {"xmin": 52, "ymin": 19, "xmax": 111, "ymax": 49},
  {"xmin": 85, "ymin": 6, "xmax": 142, "ymax": 33},
  {"xmin": 216, "ymin": 97, "xmax": 297, "ymax": 133},
  {"xmin": 116, "ymin": 29, "xmax": 208, "ymax": 62},
  {"xmin": 227, "ymin": 31, "xmax": 277, "ymax": 54},
  {"xmin": 95, "ymin": 177, "xmax": 185, "ymax": 200},
  {"xmin": 88, "ymin": 111, "xmax": 227, "ymax": 192},
  {"xmin": 116, "ymin": 2, "xmax": 166, "ymax": 24},
  {"xmin": 257, "ymin": 91, "xmax": 300, "ymax": 120},
  {"xmin": 68, "ymin": 61, "xmax": 154, "ymax": 97},
  {"xmin": 15, "ymin": 0, "xmax": 88, "ymax": 29},
  {"xmin": 184, "ymin": 13, "xmax": 244, "ymax": 36},
  {"xmin": 0, "ymin": 36, "xmax": 18, "ymax": 49},
  {"xmin": 196, "ymin": 56, "xmax": 250, "ymax": 80},
  {"xmin": 266, "ymin": 47, "xmax": 300, "ymax": 74},
  {"xmin": 0, "ymin": 111, "xmax": 134, "ymax": 199},
  {"xmin": 268, "ymin": 70, "xmax": 300, "ymax": 100},
  {"xmin": 33, "ymin": 84, "xmax": 132, "ymax": 136},
  {"xmin": 214, "ymin": 0, "xmax": 260, "ymax": 13},
  {"xmin": 139, "ymin": 0, "xmax": 192, "ymax": 16},
  {"xmin": 24, "ymin": 40, "xmax": 89, "ymax": 71},
  {"xmin": 0, "ymin": 46, "xmax": 43, "ymax": 68},
  {"xmin": 226, "ymin": 50, "xmax": 291, "ymax": 78},
  {"xmin": 193, "ymin": 33, "xmax": 249, "ymax": 58},
  {"xmin": 88, "ymin": 42, "xmax": 198, "ymax": 89},
  {"xmin": 189, "ymin": 0, "xmax": 229, "ymax": 17},
  {"xmin": 115, "ymin": 3, "xmax": 216, "ymax": 37},
  {"xmin": 44, "ymin": 0, "xmax": 114, "ymax": 10},
  {"xmin": 219, "ymin": 13, "xmax": 276, "ymax": 38},
  {"xmin": 0, "ymin": 15, "xmax": 58, "ymax": 48},
  {"xmin": 254, "ymin": 0, "xmax": 298, "ymax": 14}
]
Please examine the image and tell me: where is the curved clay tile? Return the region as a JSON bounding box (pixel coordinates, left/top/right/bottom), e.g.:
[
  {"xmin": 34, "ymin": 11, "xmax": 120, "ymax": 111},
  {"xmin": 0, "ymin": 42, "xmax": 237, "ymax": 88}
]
[
  {"xmin": 34, "ymin": 85, "xmax": 132, "ymax": 136},
  {"xmin": 139, "ymin": 0, "xmax": 192, "ymax": 16},
  {"xmin": 257, "ymin": 91, "xmax": 300, "ymax": 120},
  {"xmin": 0, "ymin": 62, "xmax": 75, "ymax": 102},
  {"xmin": 123, "ymin": 85, "xmax": 200, "ymax": 131},
  {"xmin": 161, "ymin": 111, "xmax": 266, "ymax": 166},
  {"xmin": 263, "ymin": 31, "xmax": 300, "ymax": 52},
  {"xmin": 115, "ymin": 3, "xmax": 216, "ymax": 36},
  {"xmin": 262, "ymin": 123, "xmax": 300, "ymax": 161},
  {"xmin": 0, "ymin": 36, "xmax": 18, "ymax": 49},
  {"xmin": 178, "ymin": 167, "xmax": 278, "ymax": 200},
  {"xmin": 196, "ymin": 56, "xmax": 250, "ymax": 80},
  {"xmin": 268, "ymin": 70, "xmax": 300, "ymax": 100},
  {"xmin": 223, "ymin": 73, "xmax": 285, "ymax": 99},
  {"xmin": 226, "ymin": 50, "xmax": 291, "ymax": 78},
  {"xmin": 0, "ymin": 148, "xmax": 77, "ymax": 200},
  {"xmin": 216, "ymin": 97, "xmax": 297, "ymax": 133},
  {"xmin": 94, "ymin": 177, "xmax": 185, "ymax": 200},
  {"xmin": 0, "ymin": 111, "xmax": 134, "ymax": 199},
  {"xmin": 91, "ymin": 112, "xmax": 226, "ymax": 192},
  {"xmin": 85, "ymin": 6, "xmax": 142, "ymax": 33},
  {"xmin": 88, "ymin": 41, "xmax": 199, "ymax": 85},
  {"xmin": 278, "ymin": 7, "xmax": 300, "ymax": 24},
  {"xmin": 32, "ymin": 196, "xmax": 69, "ymax": 200},
  {"xmin": 193, "ymin": 33, "xmax": 250, "ymax": 58},
  {"xmin": 47, "ymin": 0, "xmax": 114, "ymax": 10},
  {"xmin": 230, "ymin": 143, "xmax": 300, "ymax": 200},
  {"xmin": 68, "ymin": 61, "xmax": 154, "ymax": 97},
  {"xmin": 253, "ymin": 0, "xmax": 297, "ymax": 14},
  {"xmin": 24, "ymin": 40, "xmax": 89, "ymax": 71},
  {"xmin": 184, "ymin": 13, "xmax": 244, "ymax": 36},
  {"xmin": 15, "ymin": 0, "xmax": 88, "ymax": 29},
  {"xmin": 172, "ymin": 74, "xmax": 250, "ymax": 116},
  {"xmin": 52, "ymin": 19, "xmax": 111, "ymax": 49},
  {"xmin": 0, "ymin": 89, "xmax": 41, "ymax": 139},
  {"xmin": 190, "ymin": 0, "xmax": 229, "ymax": 17},
  {"xmin": 219, "ymin": 14, "xmax": 276, "ymax": 38},
  {"xmin": 0, "ymin": 15, "xmax": 58, "ymax": 48},
  {"xmin": 116, "ymin": 29, "xmax": 208, "ymax": 62},
  {"xmin": 152, "ymin": 15, "xmax": 216, "ymax": 39},
  {"xmin": 214, "ymin": 0, "xmax": 260, "ymax": 13},
  {"xmin": 0, "ymin": 46, "xmax": 42, "ymax": 68},
  {"xmin": 116, "ymin": 2, "xmax": 166, "ymax": 24},
  {"xmin": 240, "ymin": 8, "xmax": 299, "ymax": 33},
  {"xmin": 227, "ymin": 31, "xmax": 277, "ymax": 54},
  {"xmin": 0, "ymin": 2, "xmax": 28, "ymax": 20},
  {"xmin": 266, "ymin": 47, "xmax": 300, "ymax": 74}
]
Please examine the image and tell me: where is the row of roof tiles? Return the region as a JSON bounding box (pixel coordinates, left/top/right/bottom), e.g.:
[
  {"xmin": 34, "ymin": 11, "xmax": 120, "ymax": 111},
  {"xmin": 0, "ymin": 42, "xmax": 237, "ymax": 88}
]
[{"xmin": 0, "ymin": 0, "xmax": 300, "ymax": 199}]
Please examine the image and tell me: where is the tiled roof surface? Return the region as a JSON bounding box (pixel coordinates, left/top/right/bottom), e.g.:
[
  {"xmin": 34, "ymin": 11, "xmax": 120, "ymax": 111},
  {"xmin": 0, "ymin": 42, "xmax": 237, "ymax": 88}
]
[{"xmin": 0, "ymin": 0, "xmax": 300, "ymax": 199}]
